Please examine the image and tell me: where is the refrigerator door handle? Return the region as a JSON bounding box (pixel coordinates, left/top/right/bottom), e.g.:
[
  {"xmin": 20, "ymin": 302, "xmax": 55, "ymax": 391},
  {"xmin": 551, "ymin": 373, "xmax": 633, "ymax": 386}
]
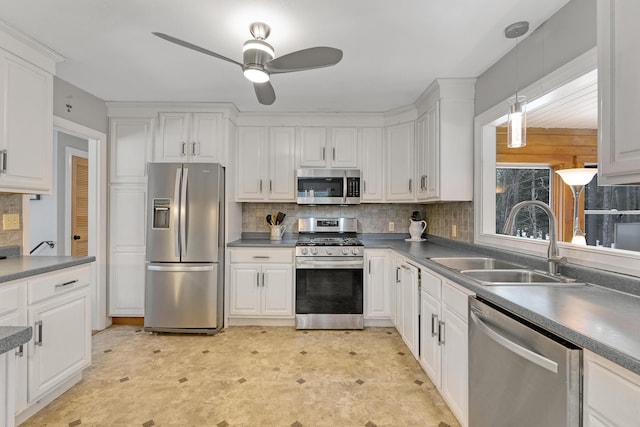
[
  {"xmin": 181, "ymin": 167, "xmax": 189, "ymax": 257},
  {"xmin": 173, "ymin": 168, "xmax": 182, "ymax": 257},
  {"xmin": 147, "ymin": 264, "xmax": 214, "ymax": 272}
]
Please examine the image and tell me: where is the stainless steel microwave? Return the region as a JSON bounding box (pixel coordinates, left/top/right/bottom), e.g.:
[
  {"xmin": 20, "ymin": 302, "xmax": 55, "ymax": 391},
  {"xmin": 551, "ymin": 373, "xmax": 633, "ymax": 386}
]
[{"xmin": 296, "ymin": 169, "xmax": 361, "ymax": 205}]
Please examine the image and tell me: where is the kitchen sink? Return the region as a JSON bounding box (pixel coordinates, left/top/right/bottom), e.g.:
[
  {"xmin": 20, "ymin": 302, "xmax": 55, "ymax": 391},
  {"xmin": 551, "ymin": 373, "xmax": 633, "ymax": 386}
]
[
  {"xmin": 460, "ymin": 269, "xmax": 582, "ymax": 286},
  {"xmin": 429, "ymin": 257, "xmax": 522, "ymax": 271}
]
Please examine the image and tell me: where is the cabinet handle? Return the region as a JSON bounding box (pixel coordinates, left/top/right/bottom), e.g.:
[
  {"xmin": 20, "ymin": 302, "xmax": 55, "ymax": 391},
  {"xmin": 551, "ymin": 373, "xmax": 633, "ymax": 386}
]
[
  {"xmin": 322, "ymin": 147, "xmax": 326, "ymax": 161},
  {"xmin": 368, "ymin": 260, "xmax": 372, "ymax": 274},
  {"xmin": 261, "ymin": 272, "xmax": 265, "ymax": 287},
  {"xmin": 363, "ymin": 181, "xmax": 367, "ymax": 194},
  {"xmin": 332, "ymin": 147, "xmax": 336, "ymax": 161},
  {"xmin": 252, "ymin": 256, "xmax": 270, "ymax": 259},
  {"xmin": 15, "ymin": 344, "xmax": 24, "ymax": 357},
  {"xmin": 259, "ymin": 179, "xmax": 263, "ymax": 193},
  {"xmin": 438, "ymin": 320, "xmax": 445, "ymax": 345},
  {"xmin": 55, "ymin": 279, "xmax": 78, "ymax": 289},
  {"xmin": 0, "ymin": 149, "xmax": 6, "ymax": 174},
  {"xmin": 35, "ymin": 320, "xmax": 43, "ymax": 346},
  {"xmin": 431, "ymin": 314, "xmax": 438, "ymax": 337},
  {"xmin": 408, "ymin": 179, "xmax": 412, "ymax": 192},
  {"xmin": 256, "ymin": 272, "xmax": 260, "ymax": 287},
  {"xmin": 396, "ymin": 267, "xmax": 401, "ymax": 283},
  {"xmin": 191, "ymin": 141, "xmax": 197, "ymax": 155},
  {"xmin": 269, "ymin": 180, "xmax": 272, "ymax": 193},
  {"xmin": 181, "ymin": 142, "xmax": 186, "ymax": 156}
]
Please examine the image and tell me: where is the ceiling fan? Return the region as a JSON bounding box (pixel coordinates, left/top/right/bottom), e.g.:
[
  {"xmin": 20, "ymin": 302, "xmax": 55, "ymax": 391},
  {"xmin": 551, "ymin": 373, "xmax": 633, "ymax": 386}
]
[{"xmin": 153, "ymin": 22, "xmax": 343, "ymax": 105}]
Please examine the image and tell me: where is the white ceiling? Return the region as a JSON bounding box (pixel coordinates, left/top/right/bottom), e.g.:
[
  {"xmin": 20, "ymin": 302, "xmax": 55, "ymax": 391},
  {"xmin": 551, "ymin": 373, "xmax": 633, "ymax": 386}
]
[{"xmin": 0, "ymin": 0, "xmax": 572, "ymax": 113}]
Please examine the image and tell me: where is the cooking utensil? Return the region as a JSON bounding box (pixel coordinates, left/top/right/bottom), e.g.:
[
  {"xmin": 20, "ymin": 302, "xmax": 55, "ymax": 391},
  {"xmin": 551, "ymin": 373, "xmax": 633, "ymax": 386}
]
[
  {"xmin": 276, "ymin": 212, "xmax": 285, "ymax": 225},
  {"xmin": 266, "ymin": 214, "xmax": 273, "ymax": 225}
]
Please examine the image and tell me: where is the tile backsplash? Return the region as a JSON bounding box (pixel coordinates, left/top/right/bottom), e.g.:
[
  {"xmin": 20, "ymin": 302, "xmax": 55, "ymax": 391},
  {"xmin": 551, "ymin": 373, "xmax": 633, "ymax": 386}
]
[
  {"xmin": 242, "ymin": 202, "xmax": 474, "ymax": 241},
  {"xmin": 0, "ymin": 193, "xmax": 23, "ymax": 252}
]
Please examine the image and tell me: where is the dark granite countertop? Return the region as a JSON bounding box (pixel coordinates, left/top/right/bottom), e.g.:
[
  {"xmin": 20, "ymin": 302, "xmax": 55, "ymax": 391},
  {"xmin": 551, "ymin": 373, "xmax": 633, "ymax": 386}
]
[
  {"xmin": 0, "ymin": 256, "xmax": 95, "ymax": 284},
  {"xmin": 0, "ymin": 326, "xmax": 32, "ymax": 355},
  {"xmin": 227, "ymin": 235, "xmax": 640, "ymax": 375}
]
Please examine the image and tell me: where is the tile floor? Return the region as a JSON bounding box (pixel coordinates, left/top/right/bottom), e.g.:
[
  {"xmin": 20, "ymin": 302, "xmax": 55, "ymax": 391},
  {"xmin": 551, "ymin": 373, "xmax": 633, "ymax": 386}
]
[{"xmin": 21, "ymin": 326, "xmax": 460, "ymax": 427}]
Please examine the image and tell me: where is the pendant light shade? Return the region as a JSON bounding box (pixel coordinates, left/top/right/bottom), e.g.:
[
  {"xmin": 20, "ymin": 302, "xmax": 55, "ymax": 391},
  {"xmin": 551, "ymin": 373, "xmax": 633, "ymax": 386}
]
[
  {"xmin": 556, "ymin": 168, "xmax": 598, "ymax": 245},
  {"xmin": 507, "ymin": 96, "xmax": 527, "ymax": 148}
]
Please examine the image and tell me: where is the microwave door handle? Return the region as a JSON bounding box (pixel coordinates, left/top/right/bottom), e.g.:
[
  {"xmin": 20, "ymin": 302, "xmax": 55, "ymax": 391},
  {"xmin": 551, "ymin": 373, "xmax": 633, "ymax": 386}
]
[
  {"xmin": 343, "ymin": 172, "xmax": 347, "ymax": 203},
  {"xmin": 173, "ymin": 168, "xmax": 182, "ymax": 257},
  {"xmin": 181, "ymin": 167, "xmax": 189, "ymax": 257}
]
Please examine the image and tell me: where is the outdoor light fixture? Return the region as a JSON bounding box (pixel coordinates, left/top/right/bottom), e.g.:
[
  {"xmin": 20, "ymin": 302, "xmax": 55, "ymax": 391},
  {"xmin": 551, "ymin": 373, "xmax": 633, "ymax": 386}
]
[
  {"xmin": 505, "ymin": 21, "xmax": 529, "ymax": 148},
  {"xmin": 556, "ymin": 168, "xmax": 598, "ymax": 245}
]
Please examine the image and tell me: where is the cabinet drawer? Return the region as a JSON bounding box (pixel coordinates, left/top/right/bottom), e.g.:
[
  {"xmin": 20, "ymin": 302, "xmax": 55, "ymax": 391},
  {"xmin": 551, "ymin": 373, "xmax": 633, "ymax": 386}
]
[
  {"xmin": 442, "ymin": 281, "xmax": 472, "ymax": 320},
  {"xmin": 421, "ymin": 269, "xmax": 442, "ymax": 299},
  {"xmin": 230, "ymin": 249, "xmax": 293, "ymax": 264},
  {"xmin": 0, "ymin": 283, "xmax": 20, "ymax": 317},
  {"xmin": 28, "ymin": 265, "xmax": 91, "ymax": 305}
]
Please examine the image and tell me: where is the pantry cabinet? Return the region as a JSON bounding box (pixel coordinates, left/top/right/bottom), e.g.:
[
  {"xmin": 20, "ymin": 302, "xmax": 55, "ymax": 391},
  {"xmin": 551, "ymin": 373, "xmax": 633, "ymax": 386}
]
[
  {"xmin": 236, "ymin": 126, "xmax": 296, "ymax": 202},
  {"xmin": 385, "ymin": 122, "xmax": 415, "ymax": 201},
  {"xmin": 419, "ymin": 266, "xmax": 473, "ymax": 427},
  {"xmin": 109, "ymin": 117, "xmax": 154, "ymax": 184},
  {"xmin": 364, "ymin": 249, "xmax": 391, "ymax": 321},
  {"xmin": 584, "ymin": 349, "xmax": 640, "ymax": 426},
  {"xmin": 297, "ymin": 127, "xmax": 358, "ymax": 168},
  {"xmin": 155, "ymin": 112, "xmax": 224, "ymax": 163},
  {"xmin": 359, "ymin": 127, "xmax": 384, "ymax": 202},
  {"xmin": 597, "ymin": 0, "xmax": 640, "ymax": 184},
  {"xmin": 0, "ymin": 38, "xmax": 56, "ymax": 194},
  {"xmin": 228, "ymin": 249, "xmax": 294, "ymax": 319}
]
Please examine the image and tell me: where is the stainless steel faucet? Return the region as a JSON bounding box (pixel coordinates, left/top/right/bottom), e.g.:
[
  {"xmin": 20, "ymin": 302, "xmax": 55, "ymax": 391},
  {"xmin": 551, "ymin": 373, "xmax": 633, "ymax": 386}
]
[{"xmin": 502, "ymin": 200, "xmax": 567, "ymax": 275}]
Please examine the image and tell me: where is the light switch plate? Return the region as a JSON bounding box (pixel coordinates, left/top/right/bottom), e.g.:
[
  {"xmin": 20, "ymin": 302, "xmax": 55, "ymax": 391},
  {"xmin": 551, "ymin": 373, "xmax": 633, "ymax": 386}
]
[
  {"xmin": 388, "ymin": 222, "xmax": 395, "ymax": 232},
  {"xmin": 451, "ymin": 224, "xmax": 457, "ymax": 238},
  {"xmin": 3, "ymin": 214, "xmax": 20, "ymax": 230}
]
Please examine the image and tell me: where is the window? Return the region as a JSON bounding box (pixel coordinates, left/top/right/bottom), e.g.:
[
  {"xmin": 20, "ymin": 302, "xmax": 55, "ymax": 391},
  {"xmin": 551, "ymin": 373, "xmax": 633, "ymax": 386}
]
[{"xmin": 496, "ymin": 166, "xmax": 552, "ymax": 239}]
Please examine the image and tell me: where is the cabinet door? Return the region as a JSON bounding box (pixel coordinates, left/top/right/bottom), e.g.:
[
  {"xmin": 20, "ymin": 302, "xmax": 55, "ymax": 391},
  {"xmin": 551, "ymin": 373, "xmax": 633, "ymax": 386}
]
[
  {"xmin": 268, "ymin": 127, "xmax": 296, "ymax": 201},
  {"xmin": 330, "ymin": 127, "xmax": 358, "ymax": 168},
  {"xmin": 420, "ymin": 290, "xmax": 442, "ymax": 388},
  {"xmin": 190, "ymin": 112, "xmax": 222, "ymax": 162},
  {"xmin": 359, "ymin": 128, "xmax": 384, "ymax": 202},
  {"xmin": 392, "ymin": 259, "xmax": 403, "ymax": 330},
  {"xmin": 229, "ymin": 264, "xmax": 262, "ymax": 316},
  {"xmin": 598, "ymin": 0, "xmax": 640, "ymax": 184},
  {"xmin": 424, "ymin": 103, "xmax": 440, "ymax": 199},
  {"xmin": 28, "ymin": 288, "xmax": 90, "ymax": 402},
  {"xmin": 0, "ymin": 284, "xmax": 27, "ymax": 417},
  {"xmin": 236, "ymin": 127, "xmax": 267, "ymax": 201},
  {"xmin": 364, "ymin": 250, "xmax": 390, "ymax": 319},
  {"xmin": 415, "ymin": 113, "xmax": 428, "ymax": 201},
  {"xmin": 0, "ymin": 52, "xmax": 53, "ymax": 193},
  {"xmin": 400, "ymin": 264, "xmax": 419, "ymax": 358},
  {"xmin": 156, "ymin": 113, "xmax": 189, "ymax": 162},
  {"xmin": 109, "ymin": 252, "xmax": 145, "ymax": 316},
  {"xmin": 386, "ymin": 122, "xmax": 415, "ymax": 201},
  {"xmin": 109, "ymin": 117, "xmax": 154, "ymax": 183},
  {"xmin": 440, "ymin": 305, "xmax": 468, "ymax": 427},
  {"xmin": 261, "ymin": 264, "xmax": 293, "ymax": 316},
  {"xmin": 298, "ymin": 127, "xmax": 327, "ymax": 167}
]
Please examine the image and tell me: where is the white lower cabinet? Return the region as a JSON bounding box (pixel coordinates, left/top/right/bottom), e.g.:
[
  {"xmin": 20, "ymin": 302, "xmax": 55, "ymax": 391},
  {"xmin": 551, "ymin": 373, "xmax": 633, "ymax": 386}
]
[
  {"xmin": 392, "ymin": 256, "xmax": 419, "ymax": 358},
  {"xmin": 0, "ymin": 264, "xmax": 92, "ymax": 426},
  {"xmin": 419, "ymin": 266, "xmax": 473, "ymax": 427},
  {"xmin": 584, "ymin": 349, "xmax": 640, "ymax": 426},
  {"xmin": 364, "ymin": 249, "xmax": 391, "ymax": 322},
  {"xmin": 228, "ymin": 249, "xmax": 294, "ymax": 320}
]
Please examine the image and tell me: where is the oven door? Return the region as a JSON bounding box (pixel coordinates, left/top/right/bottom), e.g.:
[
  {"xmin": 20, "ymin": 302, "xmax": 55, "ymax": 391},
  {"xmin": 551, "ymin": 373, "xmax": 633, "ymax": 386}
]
[{"xmin": 295, "ymin": 257, "xmax": 364, "ymax": 329}]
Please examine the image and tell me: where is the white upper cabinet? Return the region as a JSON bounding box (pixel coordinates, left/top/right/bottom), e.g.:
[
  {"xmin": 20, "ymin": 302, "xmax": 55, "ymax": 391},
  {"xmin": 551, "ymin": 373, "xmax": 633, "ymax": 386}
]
[
  {"xmin": 236, "ymin": 126, "xmax": 295, "ymax": 202},
  {"xmin": 359, "ymin": 127, "xmax": 384, "ymax": 202},
  {"xmin": 385, "ymin": 122, "xmax": 415, "ymax": 201},
  {"xmin": 0, "ymin": 43, "xmax": 56, "ymax": 194},
  {"xmin": 597, "ymin": 0, "xmax": 640, "ymax": 184},
  {"xmin": 155, "ymin": 112, "xmax": 224, "ymax": 163},
  {"xmin": 415, "ymin": 79, "xmax": 475, "ymax": 201},
  {"xmin": 109, "ymin": 117, "xmax": 154, "ymax": 183},
  {"xmin": 297, "ymin": 126, "xmax": 358, "ymax": 168}
]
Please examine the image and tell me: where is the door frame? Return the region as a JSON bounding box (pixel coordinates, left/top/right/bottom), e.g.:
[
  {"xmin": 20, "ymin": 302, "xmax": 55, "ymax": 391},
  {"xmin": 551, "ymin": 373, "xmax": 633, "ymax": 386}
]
[
  {"xmin": 64, "ymin": 147, "xmax": 89, "ymax": 256},
  {"xmin": 53, "ymin": 116, "xmax": 108, "ymax": 331}
]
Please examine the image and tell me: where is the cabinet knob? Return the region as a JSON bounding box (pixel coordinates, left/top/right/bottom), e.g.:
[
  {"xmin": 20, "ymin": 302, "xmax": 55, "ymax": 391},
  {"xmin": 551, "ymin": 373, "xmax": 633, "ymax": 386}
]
[{"xmin": 73, "ymin": 235, "xmax": 81, "ymax": 240}]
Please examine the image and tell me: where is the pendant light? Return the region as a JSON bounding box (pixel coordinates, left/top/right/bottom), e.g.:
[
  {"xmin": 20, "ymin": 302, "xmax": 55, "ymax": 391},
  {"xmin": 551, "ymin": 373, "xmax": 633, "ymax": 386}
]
[
  {"xmin": 555, "ymin": 168, "xmax": 598, "ymax": 245},
  {"xmin": 505, "ymin": 21, "xmax": 529, "ymax": 148}
]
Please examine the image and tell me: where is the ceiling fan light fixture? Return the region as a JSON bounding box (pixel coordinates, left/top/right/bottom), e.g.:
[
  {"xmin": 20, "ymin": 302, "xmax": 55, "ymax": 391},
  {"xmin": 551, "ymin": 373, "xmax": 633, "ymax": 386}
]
[
  {"xmin": 243, "ymin": 40, "xmax": 274, "ymax": 60},
  {"xmin": 243, "ymin": 65, "xmax": 270, "ymax": 83}
]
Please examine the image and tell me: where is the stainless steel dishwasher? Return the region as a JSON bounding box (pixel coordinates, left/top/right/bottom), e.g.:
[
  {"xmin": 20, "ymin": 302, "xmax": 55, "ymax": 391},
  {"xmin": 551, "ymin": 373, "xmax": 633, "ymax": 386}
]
[{"xmin": 468, "ymin": 297, "xmax": 581, "ymax": 427}]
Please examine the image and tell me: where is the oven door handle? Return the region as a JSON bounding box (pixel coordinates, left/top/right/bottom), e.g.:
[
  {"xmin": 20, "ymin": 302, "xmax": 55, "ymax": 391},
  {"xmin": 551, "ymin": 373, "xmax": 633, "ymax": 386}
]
[{"xmin": 296, "ymin": 260, "xmax": 364, "ymax": 268}]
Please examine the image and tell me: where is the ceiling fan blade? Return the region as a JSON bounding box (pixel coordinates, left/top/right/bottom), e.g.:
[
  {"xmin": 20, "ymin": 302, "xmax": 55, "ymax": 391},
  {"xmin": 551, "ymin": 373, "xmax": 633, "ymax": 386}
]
[
  {"xmin": 254, "ymin": 82, "xmax": 276, "ymax": 105},
  {"xmin": 266, "ymin": 47, "xmax": 343, "ymax": 73},
  {"xmin": 152, "ymin": 32, "xmax": 243, "ymax": 68}
]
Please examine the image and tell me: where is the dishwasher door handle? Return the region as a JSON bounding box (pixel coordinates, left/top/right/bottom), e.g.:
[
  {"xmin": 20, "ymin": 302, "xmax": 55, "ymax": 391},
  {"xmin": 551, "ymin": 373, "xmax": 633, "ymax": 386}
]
[{"xmin": 470, "ymin": 311, "xmax": 559, "ymax": 374}]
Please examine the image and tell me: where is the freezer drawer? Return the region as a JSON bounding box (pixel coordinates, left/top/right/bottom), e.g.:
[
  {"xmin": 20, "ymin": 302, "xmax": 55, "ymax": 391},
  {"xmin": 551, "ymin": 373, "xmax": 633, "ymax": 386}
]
[{"xmin": 144, "ymin": 263, "xmax": 220, "ymax": 332}]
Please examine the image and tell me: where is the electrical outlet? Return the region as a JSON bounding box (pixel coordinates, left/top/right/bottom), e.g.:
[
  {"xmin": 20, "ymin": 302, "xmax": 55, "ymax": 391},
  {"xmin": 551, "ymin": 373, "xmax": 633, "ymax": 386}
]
[
  {"xmin": 388, "ymin": 222, "xmax": 395, "ymax": 232},
  {"xmin": 3, "ymin": 214, "xmax": 20, "ymax": 231},
  {"xmin": 451, "ymin": 224, "xmax": 457, "ymax": 238}
]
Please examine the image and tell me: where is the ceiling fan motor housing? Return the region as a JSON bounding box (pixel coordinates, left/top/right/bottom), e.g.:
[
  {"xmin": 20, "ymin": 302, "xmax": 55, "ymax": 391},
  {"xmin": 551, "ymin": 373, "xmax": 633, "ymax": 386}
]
[{"xmin": 243, "ymin": 39, "xmax": 274, "ymax": 67}]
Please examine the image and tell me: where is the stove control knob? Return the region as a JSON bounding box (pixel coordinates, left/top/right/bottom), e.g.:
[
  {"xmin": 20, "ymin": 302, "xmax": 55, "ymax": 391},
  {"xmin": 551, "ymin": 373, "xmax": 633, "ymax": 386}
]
[
  {"xmin": 310, "ymin": 248, "xmax": 318, "ymax": 255},
  {"xmin": 300, "ymin": 248, "xmax": 308, "ymax": 255},
  {"xmin": 342, "ymin": 248, "xmax": 349, "ymax": 255},
  {"xmin": 351, "ymin": 247, "xmax": 360, "ymax": 256},
  {"xmin": 325, "ymin": 248, "xmax": 334, "ymax": 255}
]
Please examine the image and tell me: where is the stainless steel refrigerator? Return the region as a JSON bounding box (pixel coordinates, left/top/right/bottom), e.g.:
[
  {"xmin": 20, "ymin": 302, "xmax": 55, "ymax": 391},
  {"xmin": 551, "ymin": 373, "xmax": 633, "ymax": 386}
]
[{"xmin": 144, "ymin": 163, "xmax": 224, "ymax": 334}]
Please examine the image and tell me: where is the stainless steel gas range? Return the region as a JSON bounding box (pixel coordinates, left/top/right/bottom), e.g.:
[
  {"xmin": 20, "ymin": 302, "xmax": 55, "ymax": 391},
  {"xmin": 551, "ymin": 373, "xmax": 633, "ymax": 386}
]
[{"xmin": 295, "ymin": 218, "xmax": 364, "ymax": 330}]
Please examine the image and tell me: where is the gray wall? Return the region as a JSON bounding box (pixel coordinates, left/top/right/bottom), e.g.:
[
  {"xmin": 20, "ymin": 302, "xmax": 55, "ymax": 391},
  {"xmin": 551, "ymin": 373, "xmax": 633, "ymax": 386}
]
[
  {"xmin": 54, "ymin": 77, "xmax": 108, "ymax": 134},
  {"xmin": 475, "ymin": 0, "xmax": 596, "ymax": 115}
]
